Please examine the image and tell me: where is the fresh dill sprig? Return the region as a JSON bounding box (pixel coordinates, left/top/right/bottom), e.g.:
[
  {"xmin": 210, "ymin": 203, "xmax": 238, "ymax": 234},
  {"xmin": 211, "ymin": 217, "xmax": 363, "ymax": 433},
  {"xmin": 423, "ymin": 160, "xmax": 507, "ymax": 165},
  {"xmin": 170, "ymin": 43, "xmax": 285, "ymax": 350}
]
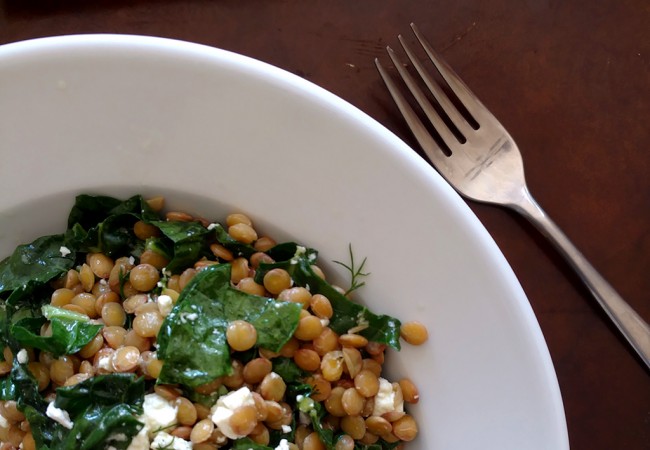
[{"xmin": 332, "ymin": 244, "xmax": 370, "ymax": 296}]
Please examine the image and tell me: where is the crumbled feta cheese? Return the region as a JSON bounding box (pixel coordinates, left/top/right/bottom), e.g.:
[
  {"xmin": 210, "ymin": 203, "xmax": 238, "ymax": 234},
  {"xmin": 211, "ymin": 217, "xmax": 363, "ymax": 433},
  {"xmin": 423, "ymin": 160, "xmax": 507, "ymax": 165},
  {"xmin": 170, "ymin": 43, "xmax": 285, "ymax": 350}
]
[
  {"xmin": 207, "ymin": 223, "xmax": 218, "ymax": 230},
  {"xmin": 320, "ymin": 318, "xmax": 330, "ymax": 327},
  {"xmin": 151, "ymin": 432, "xmax": 192, "ymax": 450},
  {"xmin": 16, "ymin": 349, "xmax": 29, "ymax": 364},
  {"xmin": 129, "ymin": 256, "xmax": 136, "ymax": 265},
  {"xmin": 210, "ymin": 386, "xmax": 255, "ymax": 439},
  {"xmin": 290, "ymin": 245, "xmax": 307, "ymax": 265},
  {"xmin": 126, "ymin": 425, "xmax": 149, "ymax": 450},
  {"xmin": 46, "ymin": 402, "xmax": 73, "ymax": 429},
  {"xmin": 108, "ymin": 433, "xmax": 128, "ymax": 442},
  {"xmin": 140, "ymin": 393, "xmax": 178, "ymax": 434},
  {"xmin": 180, "ymin": 312, "xmax": 198, "ymax": 323},
  {"xmin": 59, "ymin": 246, "xmax": 71, "ymax": 257},
  {"xmin": 275, "ymin": 439, "xmax": 291, "ymax": 450},
  {"xmin": 281, "ymin": 424, "xmax": 292, "ymax": 434},
  {"xmin": 157, "ymin": 295, "xmax": 174, "ymax": 317},
  {"xmin": 372, "ymin": 378, "xmax": 404, "ymax": 417}
]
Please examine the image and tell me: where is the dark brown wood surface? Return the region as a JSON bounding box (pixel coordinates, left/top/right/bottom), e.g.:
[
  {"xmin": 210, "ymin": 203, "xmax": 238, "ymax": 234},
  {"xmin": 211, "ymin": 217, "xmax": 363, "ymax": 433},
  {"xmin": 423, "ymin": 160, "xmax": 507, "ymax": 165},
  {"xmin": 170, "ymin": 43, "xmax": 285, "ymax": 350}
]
[{"xmin": 1, "ymin": 1, "xmax": 648, "ymax": 449}]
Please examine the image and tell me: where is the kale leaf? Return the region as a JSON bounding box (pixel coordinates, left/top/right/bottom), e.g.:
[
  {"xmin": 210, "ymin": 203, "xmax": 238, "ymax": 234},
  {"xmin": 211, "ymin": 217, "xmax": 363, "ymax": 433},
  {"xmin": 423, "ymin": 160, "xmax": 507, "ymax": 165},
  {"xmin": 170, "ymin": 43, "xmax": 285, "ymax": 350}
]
[{"xmin": 156, "ymin": 264, "xmax": 302, "ymax": 388}]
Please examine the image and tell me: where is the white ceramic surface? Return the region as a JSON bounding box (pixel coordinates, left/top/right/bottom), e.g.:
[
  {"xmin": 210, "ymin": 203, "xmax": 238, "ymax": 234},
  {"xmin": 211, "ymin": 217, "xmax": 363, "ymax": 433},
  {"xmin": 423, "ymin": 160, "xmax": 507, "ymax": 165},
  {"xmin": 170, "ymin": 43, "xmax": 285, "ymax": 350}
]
[{"xmin": 0, "ymin": 35, "xmax": 568, "ymax": 449}]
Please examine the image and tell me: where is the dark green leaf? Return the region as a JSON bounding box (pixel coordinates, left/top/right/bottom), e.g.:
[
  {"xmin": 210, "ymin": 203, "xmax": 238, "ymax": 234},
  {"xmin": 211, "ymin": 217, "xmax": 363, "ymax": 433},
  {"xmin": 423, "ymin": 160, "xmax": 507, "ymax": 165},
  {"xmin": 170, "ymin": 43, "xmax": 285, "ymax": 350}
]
[
  {"xmin": 151, "ymin": 220, "xmax": 212, "ymax": 273},
  {"xmin": 272, "ymin": 357, "xmax": 307, "ymax": 384},
  {"xmin": 4, "ymin": 361, "xmax": 45, "ymax": 409},
  {"xmin": 0, "ymin": 234, "xmax": 74, "ymax": 295},
  {"xmin": 11, "ymin": 305, "xmax": 102, "ymax": 357},
  {"xmin": 65, "ymin": 194, "xmax": 158, "ymax": 257},
  {"xmin": 66, "ymin": 195, "xmax": 124, "ymax": 229},
  {"xmin": 70, "ymin": 404, "xmax": 143, "ymax": 450},
  {"xmin": 54, "ymin": 373, "xmax": 145, "ymax": 417},
  {"xmin": 157, "ymin": 264, "xmax": 302, "ymax": 388},
  {"xmin": 25, "ymin": 406, "xmax": 68, "ymax": 448},
  {"xmin": 28, "ymin": 374, "xmax": 145, "ymax": 450}
]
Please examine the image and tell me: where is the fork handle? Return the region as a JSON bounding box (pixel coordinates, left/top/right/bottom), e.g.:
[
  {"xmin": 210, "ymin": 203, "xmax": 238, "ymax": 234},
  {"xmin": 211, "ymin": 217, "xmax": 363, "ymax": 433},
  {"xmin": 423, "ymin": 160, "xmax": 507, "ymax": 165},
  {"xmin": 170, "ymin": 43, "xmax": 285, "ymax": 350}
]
[{"xmin": 513, "ymin": 187, "xmax": 650, "ymax": 369}]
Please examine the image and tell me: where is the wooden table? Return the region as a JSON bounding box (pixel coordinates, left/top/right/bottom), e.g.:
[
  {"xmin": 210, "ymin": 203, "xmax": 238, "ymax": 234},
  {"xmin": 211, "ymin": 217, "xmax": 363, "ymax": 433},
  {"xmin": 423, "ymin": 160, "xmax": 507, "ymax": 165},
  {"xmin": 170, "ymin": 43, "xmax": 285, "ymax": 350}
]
[{"xmin": 1, "ymin": 1, "xmax": 648, "ymax": 449}]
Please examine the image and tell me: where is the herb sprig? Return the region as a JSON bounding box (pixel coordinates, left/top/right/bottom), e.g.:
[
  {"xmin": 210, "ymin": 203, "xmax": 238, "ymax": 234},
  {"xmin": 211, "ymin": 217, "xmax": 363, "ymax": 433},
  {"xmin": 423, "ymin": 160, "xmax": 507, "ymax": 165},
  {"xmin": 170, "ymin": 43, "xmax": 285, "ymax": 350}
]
[{"xmin": 332, "ymin": 244, "xmax": 370, "ymax": 296}]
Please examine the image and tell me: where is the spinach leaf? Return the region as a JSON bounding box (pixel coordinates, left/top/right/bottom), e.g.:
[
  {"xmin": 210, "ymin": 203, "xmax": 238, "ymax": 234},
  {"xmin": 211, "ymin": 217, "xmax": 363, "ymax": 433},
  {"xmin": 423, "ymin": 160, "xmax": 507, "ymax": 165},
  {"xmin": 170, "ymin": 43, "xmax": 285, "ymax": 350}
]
[
  {"xmin": 65, "ymin": 194, "xmax": 158, "ymax": 257},
  {"xmin": 11, "ymin": 305, "xmax": 102, "ymax": 357},
  {"xmin": 54, "ymin": 373, "xmax": 145, "ymax": 417},
  {"xmin": 0, "ymin": 234, "xmax": 75, "ymax": 295},
  {"xmin": 272, "ymin": 357, "xmax": 307, "ymax": 384},
  {"xmin": 150, "ymin": 220, "xmax": 212, "ymax": 273},
  {"xmin": 157, "ymin": 264, "xmax": 302, "ymax": 388},
  {"xmin": 66, "ymin": 195, "xmax": 124, "ymax": 229},
  {"xmin": 25, "ymin": 406, "xmax": 69, "ymax": 448},
  {"xmin": 256, "ymin": 245, "xmax": 402, "ymax": 350},
  {"xmin": 67, "ymin": 194, "xmax": 159, "ymax": 229},
  {"xmin": 28, "ymin": 374, "xmax": 145, "ymax": 450},
  {"xmin": 66, "ymin": 404, "xmax": 143, "ymax": 450},
  {"xmin": 1, "ymin": 359, "xmax": 45, "ymax": 408}
]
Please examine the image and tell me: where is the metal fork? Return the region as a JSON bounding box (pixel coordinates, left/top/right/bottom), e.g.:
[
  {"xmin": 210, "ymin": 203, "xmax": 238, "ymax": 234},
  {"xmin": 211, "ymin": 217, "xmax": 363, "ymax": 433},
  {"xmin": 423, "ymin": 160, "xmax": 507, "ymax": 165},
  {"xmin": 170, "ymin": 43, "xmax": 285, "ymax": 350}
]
[{"xmin": 375, "ymin": 23, "xmax": 650, "ymax": 369}]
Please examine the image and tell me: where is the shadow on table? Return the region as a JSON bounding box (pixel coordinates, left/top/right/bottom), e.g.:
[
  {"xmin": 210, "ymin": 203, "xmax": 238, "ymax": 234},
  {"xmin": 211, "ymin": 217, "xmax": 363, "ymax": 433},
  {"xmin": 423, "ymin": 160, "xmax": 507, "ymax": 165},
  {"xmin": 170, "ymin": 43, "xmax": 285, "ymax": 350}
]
[{"xmin": 2, "ymin": 0, "xmax": 196, "ymax": 18}]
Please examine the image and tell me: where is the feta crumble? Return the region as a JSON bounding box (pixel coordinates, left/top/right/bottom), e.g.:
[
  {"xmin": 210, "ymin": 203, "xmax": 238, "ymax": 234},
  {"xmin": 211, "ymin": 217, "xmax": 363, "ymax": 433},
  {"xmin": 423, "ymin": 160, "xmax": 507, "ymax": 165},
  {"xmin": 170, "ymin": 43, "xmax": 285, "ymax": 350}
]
[
  {"xmin": 126, "ymin": 426, "xmax": 149, "ymax": 450},
  {"xmin": 157, "ymin": 295, "xmax": 174, "ymax": 317},
  {"xmin": 275, "ymin": 439, "xmax": 291, "ymax": 450},
  {"xmin": 151, "ymin": 432, "xmax": 192, "ymax": 450},
  {"xmin": 140, "ymin": 393, "xmax": 178, "ymax": 434},
  {"xmin": 16, "ymin": 348, "xmax": 29, "ymax": 364},
  {"xmin": 108, "ymin": 433, "xmax": 128, "ymax": 442},
  {"xmin": 372, "ymin": 377, "xmax": 404, "ymax": 417},
  {"xmin": 46, "ymin": 402, "xmax": 73, "ymax": 429},
  {"xmin": 59, "ymin": 246, "xmax": 71, "ymax": 257},
  {"xmin": 210, "ymin": 386, "xmax": 255, "ymax": 439}
]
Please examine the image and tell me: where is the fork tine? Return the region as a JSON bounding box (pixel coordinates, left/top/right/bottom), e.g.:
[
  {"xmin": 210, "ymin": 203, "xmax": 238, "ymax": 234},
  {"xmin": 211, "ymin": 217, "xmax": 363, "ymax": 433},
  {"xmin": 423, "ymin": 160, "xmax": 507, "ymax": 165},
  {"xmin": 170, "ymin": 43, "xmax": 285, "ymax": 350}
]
[
  {"xmin": 410, "ymin": 23, "xmax": 488, "ymax": 123},
  {"xmin": 374, "ymin": 57, "xmax": 451, "ymax": 172},
  {"xmin": 396, "ymin": 34, "xmax": 474, "ymax": 138},
  {"xmin": 385, "ymin": 46, "xmax": 459, "ymax": 150}
]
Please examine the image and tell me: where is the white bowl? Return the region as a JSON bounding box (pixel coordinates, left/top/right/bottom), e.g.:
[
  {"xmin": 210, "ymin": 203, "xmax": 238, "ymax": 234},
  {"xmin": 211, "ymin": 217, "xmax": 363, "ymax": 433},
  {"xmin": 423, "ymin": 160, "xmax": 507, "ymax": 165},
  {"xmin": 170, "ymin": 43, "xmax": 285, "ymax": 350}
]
[{"xmin": 0, "ymin": 35, "xmax": 568, "ymax": 449}]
